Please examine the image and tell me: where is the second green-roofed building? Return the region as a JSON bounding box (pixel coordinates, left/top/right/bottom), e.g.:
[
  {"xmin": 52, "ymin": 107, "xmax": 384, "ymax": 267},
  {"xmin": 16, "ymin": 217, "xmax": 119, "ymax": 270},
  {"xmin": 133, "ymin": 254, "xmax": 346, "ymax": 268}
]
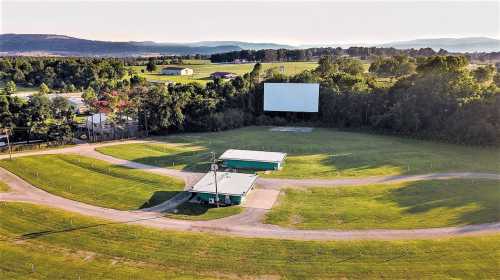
[{"xmin": 219, "ymin": 149, "xmax": 287, "ymax": 171}]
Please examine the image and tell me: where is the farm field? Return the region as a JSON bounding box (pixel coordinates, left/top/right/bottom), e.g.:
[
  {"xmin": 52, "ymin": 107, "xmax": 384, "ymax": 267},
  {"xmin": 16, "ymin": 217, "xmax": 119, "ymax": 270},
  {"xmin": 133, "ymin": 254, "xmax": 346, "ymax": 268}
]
[
  {"xmin": 128, "ymin": 61, "xmax": 319, "ymax": 85},
  {"xmin": 164, "ymin": 202, "xmax": 243, "ymax": 221},
  {"xmin": 0, "ymin": 155, "xmax": 184, "ymax": 210},
  {"xmin": 1, "ymin": 202, "xmax": 499, "ymax": 279},
  {"xmin": 96, "ymin": 126, "xmax": 500, "ymax": 179},
  {"xmin": 266, "ymin": 179, "xmax": 500, "ymax": 230}
]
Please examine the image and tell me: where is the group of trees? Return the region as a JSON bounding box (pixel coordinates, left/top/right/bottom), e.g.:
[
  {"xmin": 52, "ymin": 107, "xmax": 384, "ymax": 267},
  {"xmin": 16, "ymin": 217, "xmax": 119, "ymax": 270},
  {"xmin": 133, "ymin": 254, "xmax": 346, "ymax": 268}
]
[
  {"xmin": 1, "ymin": 53, "xmax": 499, "ymax": 146},
  {"xmin": 210, "ymin": 46, "xmax": 446, "ymax": 63},
  {"xmin": 315, "ymin": 55, "xmax": 499, "ymax": 145},
  {"xmin": 0, "ymin": 57, "xmax": 126, "ymax": 92},
  {"xmin": 99, "ymin": 55, "xmax": 500, "ymax": 145},
  {"xmin": 0, "ymin": 90, "xmax": 75, "ymax": 143}
]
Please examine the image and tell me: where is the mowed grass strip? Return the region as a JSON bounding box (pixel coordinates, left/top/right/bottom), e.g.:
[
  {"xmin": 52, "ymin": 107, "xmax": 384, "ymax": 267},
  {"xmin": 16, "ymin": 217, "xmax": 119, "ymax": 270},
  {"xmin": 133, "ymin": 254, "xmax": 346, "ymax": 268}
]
[
  {"xmin": 266, "ymin": 179, "xmax": 500, "ymax": 230},
  {"xmin": 97, "ymin": 126, "xmax": 500, "ymax": 178},
  {"xmin": 1, "ymin": 202, "xmax": 499, "ymax": 279},
  {"xmin": 0, "ymin": 181, "xmax": 9, "ymax": 192},
  {"xmin": 164, "ymin": 202, "xmax": 243, "ymax": 221},
  {"xmin": 0, "ymin": 155, "xmax": 184, "ymax": 210}
]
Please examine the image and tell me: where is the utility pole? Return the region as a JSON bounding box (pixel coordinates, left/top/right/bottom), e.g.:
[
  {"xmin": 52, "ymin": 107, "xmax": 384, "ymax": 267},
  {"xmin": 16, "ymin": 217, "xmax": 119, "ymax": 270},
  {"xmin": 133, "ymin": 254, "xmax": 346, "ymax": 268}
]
[
  {"xmin": 211, "ymin": 152, "xmax": 219, "ymax": 208},
  {"xmin": 2, "ymin": 128, "xmax": 12, "ymax": 160}
]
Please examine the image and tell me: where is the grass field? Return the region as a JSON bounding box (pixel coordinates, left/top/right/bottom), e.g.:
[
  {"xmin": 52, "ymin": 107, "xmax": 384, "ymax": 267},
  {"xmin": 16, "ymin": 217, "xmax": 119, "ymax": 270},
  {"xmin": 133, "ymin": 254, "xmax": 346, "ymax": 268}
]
[
  {"xmin": 0, "ymin": 155, "xmax": 184, "ymax": 210},
  {"xmin": 96, "ymin": 126, "xmax": 500, "ymax": 179},
  {"xmin": 0, "ymin": 181, "xmax": 9, "ymax": 192},
  {"xmin": 266, "ymin": 179, "xmax": 500, "ymax": 230},
  {"xmin": 1, "ymin": 202, "xmax": 499, "ymax": 279},
  {"xmin": 165, "ymin": 202, "xmax": 243, "ymax": 221},
  {"xmin": 128, "ymin": 61, "xmax": 318, "ymax": 85}
]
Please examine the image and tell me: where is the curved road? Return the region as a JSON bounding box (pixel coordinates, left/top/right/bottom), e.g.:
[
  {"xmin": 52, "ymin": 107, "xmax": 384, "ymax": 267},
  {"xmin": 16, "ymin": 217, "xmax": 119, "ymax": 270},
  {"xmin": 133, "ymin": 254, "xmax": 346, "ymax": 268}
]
[{"xmin": 1, "ymin": 140, "xmax": 500, "ymax": 241}]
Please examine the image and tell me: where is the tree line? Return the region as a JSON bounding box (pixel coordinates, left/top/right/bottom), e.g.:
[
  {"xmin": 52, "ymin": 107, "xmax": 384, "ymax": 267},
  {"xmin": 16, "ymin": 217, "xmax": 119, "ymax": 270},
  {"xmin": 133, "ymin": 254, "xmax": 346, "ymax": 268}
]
[{"xmin": 210, "ymin": 46, "xmax": 500, "ymax": 64}]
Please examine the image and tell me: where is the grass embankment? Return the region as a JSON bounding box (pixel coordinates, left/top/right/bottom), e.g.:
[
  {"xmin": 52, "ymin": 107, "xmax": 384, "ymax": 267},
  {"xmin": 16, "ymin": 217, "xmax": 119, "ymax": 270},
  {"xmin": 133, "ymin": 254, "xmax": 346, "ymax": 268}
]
[
  {"xmin": 96, "ymin": 126, "xmax": 500, "ymax": 179},
  {"xmin": 1, "ymin": 202, "xmax": 499, "ymax": 279},
  {"xmin": 0, "ymin": 181, "xmax": 9, "ymax": 192},
  {"xmin": 0, "ymin": 155, "xmax": 184, "ymax": 210},
  {"xmin": 266, "ymin": 179, "xmax": 500, "ymax": 230},
  {"xmin": 128, "ymin": 61, "xmax": 318, "ymax": 85},
  {"xmin": 165, "ymin": 202, "xmax": 243, "ymax": 221}
]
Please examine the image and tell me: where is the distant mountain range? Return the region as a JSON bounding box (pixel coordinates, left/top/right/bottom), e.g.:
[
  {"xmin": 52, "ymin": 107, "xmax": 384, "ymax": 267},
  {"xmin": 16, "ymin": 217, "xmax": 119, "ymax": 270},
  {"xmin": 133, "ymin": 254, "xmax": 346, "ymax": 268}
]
[
  {"xmin": 378, "ymin": 37, "xmax": 500, "ymax": 53},
  {"xmin": 184, "ymin": 41, "xmax": 294, "ymax": 50},
  {"xmin": 0, "ymin": 34, "xmax": 242, "ymax": 57},
  {"xmin": 1, "ymin": 34, "xmax": 498, "ymax": 57}
]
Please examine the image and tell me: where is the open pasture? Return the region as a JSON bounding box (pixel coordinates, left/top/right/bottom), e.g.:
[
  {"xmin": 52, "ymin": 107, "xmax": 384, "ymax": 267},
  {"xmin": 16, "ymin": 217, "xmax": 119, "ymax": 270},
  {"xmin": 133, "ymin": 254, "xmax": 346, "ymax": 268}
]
[
  {"xmin": 1, "ymin": 202, "xmax": 499, "ymax": 279},
  {"xmin": 128, "ymin": 61, "xmax": 318, "ymax": 85},
  {"xmin": 96, "ymin": 126, "xmax": 500, "ymax": 179},
  {"xmin": 0, "ymin": 154, "xmax": 184, "ymax": 210},
  {"xmin": 266, "ymin": 179, "xmax": 500, "ymax": 229}
]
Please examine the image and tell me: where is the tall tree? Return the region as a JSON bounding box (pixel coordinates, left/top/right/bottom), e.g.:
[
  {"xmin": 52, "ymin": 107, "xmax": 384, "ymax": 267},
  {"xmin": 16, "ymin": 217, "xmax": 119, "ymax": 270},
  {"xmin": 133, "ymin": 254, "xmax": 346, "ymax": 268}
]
[
  {"xmin": 4, "ymin": 81, "xmax": 16, "ymax": 95},
  {"xmin": 146, "ymin": 58, "xmax": 157, "ymax": 72},
  {"xmin": 38, "ymin": 83, "xmax": 50, "ymax": 95}
]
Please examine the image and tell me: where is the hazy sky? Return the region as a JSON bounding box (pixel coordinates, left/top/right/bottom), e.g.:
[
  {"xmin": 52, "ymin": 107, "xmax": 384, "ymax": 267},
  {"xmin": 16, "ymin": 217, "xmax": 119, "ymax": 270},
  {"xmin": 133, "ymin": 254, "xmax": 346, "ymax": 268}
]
[{"xmin": 1, "ymin": 1, "xmax": 499, "ymax": 45}]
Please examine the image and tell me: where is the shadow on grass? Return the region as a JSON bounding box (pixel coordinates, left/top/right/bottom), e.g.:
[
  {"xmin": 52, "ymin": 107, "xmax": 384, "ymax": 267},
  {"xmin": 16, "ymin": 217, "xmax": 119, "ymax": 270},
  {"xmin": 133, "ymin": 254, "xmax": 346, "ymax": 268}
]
[
  {"xmin": 126, "ymin": 149, "xmax": 213, "ymax": 172},
  {"xmin": 168, "ymin": 202, "xmax": 216, "ymax": 216},
  {"xmin": 16, "ymin": 215, "xmax": 165, "ymax": 241},
  {"xmin": 139, "ymin": 191, "xmax": 183, "ymax": 209},
  {"xmin": 385, "ymin": 180, "xmax": 500, "ymax": 225}
]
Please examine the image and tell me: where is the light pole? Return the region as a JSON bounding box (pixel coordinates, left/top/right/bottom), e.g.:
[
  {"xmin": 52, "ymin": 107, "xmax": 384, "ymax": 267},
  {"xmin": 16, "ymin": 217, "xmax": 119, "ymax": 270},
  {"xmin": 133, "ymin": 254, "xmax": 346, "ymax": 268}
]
[{"xmin": 211, "ymin": 152, "xmax": 219, "ymax": 208}]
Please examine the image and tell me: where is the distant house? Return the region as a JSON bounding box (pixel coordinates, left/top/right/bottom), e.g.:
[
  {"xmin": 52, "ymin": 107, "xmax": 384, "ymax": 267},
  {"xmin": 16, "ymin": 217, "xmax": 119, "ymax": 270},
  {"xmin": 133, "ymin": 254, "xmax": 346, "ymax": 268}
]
[
  {"xmin": 160, "ymin": 67, "xmax": 193, "ymax": 76},
  {"xmin": 232, "ymin": 59, "xmax": 247, "ymax": 64},
  {"xmin": 67, "ymin": 97, "xmax": 88, "ymax": 114},
  {"xmin": 210, "ymin": 72, "xmax": 237, "ymax": 79}
]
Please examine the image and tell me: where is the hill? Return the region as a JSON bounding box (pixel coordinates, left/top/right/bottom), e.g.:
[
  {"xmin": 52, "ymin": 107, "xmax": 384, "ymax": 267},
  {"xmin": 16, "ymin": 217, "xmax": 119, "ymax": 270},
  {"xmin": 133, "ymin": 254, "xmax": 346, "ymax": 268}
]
[
  {"xmin": 0, "ymin": 34, "xmax": 242, "ymax": 57},
  {"xmin": 379, "ymin": 37, "xmax": 500, "ymax": 52},
  {"xmin": 187, "ymin": 41, "xmax": 295, "ymax": 50},
  {"xmin": 301, "ymin": 37, "xmax": 500, "ymax": 53}
]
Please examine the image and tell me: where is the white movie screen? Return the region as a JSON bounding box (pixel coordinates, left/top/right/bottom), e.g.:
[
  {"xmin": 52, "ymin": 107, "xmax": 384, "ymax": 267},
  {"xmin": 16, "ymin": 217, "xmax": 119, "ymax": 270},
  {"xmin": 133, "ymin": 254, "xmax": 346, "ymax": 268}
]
[{"xmin": 264, "ymin": 83, "xmax": 319, "ymax": 113}]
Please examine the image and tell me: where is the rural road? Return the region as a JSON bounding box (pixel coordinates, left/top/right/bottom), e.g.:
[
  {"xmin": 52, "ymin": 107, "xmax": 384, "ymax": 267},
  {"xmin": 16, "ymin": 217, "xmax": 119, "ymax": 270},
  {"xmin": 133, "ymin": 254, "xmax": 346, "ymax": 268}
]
[{"xmin": 1, "ymin": 140, "xmax": 500, "ymax": 241}]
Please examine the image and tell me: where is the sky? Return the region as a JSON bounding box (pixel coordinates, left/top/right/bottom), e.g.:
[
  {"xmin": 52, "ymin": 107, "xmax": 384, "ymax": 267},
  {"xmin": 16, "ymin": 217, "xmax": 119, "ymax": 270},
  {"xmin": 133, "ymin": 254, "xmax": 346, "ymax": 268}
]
[{"xmin": 1, "ymin": 0, "xmax": 499, "ymax": 45}]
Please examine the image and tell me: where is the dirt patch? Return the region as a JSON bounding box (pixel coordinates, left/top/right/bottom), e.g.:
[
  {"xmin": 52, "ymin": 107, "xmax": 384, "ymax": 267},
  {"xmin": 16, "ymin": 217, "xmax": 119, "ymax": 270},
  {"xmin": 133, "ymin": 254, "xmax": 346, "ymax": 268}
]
[{"xmin": 244, "ymin": 189, "xmax": 280, "ymax": 210}]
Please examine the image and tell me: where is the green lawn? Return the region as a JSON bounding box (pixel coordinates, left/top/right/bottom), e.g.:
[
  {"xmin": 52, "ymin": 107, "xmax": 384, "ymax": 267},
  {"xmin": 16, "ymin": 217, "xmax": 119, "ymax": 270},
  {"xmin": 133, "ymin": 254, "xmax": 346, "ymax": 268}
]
[
  {"xmin": 165, "ymin": 202, "xmax": 243, "ymax": 221},
  {"xmin": 0, "ymin": 154, "xmax": 184, "ymax": 210},
  {"xmin": 129, "ymin": 62, "xmax": 318, "ymax": 85},
  {"xmin": 266, "ymin": 179, "xmax": 500, "ymax": 230},
  {"xmin": 0, "ymin": 242, "xmax": 216, "ymax": 280},
  {"xmin": 0, "ymin": 181, "xmax": 9, "ymax": 192},
  {"xmin": 1, "ymin": 202, "xmax": 499, "ymax": 279},
  {"xmin": 96, "ymin": 126, "xmax": 500, "ymax": 179}
]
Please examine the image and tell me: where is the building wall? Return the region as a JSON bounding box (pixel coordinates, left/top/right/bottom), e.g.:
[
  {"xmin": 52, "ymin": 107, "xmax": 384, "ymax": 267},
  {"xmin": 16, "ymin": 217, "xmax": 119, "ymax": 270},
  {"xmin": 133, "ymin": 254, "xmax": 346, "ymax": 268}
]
[
  {"xmin": 223, "ymin": 159, "xmax": 279, "ymax": 170},
  {"xmin": 161, "ymin": 69, "xmax": 193, "ymax": 75},
  {"xmin": 161, "ymin": 69, "xmax": 179, "ymax": 75},
  {"xmin": 196, "ymin": 193, "xmax": 244, "ymax": 205},
  {"xmin": 182, "ymin": 68, "xmax": 194, "ymax": 75}
]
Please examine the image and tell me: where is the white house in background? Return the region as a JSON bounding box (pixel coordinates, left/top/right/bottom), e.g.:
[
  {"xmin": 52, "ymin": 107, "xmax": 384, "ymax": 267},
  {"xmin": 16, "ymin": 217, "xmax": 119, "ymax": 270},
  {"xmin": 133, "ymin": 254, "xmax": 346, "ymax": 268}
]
[{"xmin": 160, "ymin": 67, "xmax": 194, "ymax": 76}]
